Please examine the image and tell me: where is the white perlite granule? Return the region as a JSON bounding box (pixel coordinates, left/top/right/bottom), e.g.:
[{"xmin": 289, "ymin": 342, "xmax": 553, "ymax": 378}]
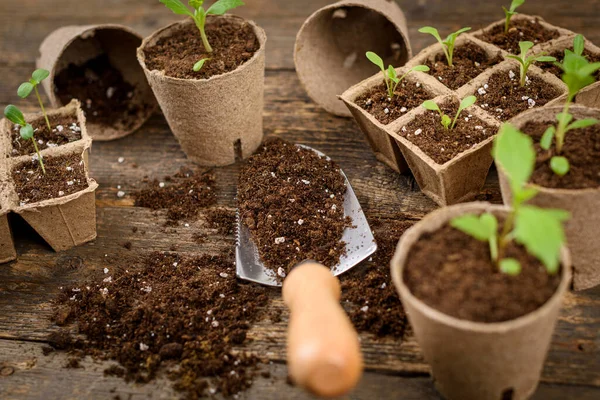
[{"xmin": 274, "ymin": 237, "xmax": 285, "ymax": 244}]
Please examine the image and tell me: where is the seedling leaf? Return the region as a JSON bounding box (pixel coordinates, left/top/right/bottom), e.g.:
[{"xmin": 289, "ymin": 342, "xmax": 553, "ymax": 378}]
[
  {"xmin": 412, "ymin": 65, "xmax": 430, "ymax": 73},
  {"xmin": 422, "ymin": 100, "xmax": 440, "ymax": 112},
  {"xmin": 540, "ymin": 126, "xmax": 555, "ymax": 150},
  {"xmin": 441, "ymin": 115, "xmax": 452, "ymax": 129},
  {"xmin": 388, "ymin": 65, "xmax": 399, "ymax": 83},
  {"xmin": 20, "ymin": 124, "xmax": 34, "ymax": 140},
  {"xmin": 18, "ymin": 82, "xmax": 34, "ymax": 99},
  {"xmin": 567, "ymin": 118, "xmax": 599, "ymax": 131},
  {"xmin": 451, "ymin": 213, "xmax": 495, "ymax": 241},
  {"xmin": 31, "ymin": 69, "xmax": 49, "ymax": 84},
  {"xmin": 160, "ymin": 0, "xmax": 194, "ymax": 16},
  {"xmin": 499, "ymin": 258, "xmax": 521, "ymax": 276},
  {"xmin": 451, "ymin": 95, "xmax": 476, "ymax": 129},
  {"xmin": 366, "ymin": 51, "xmax": 385, "ymax": 71},
  {"xmin": 4, "ymin": 105, "xmax": 26, "ymax": 126},
  {"xmin": 550, "ymin": 156, "xmax": 570, "ymax": 176},
  {"xmin": 193, "ymin": 58, "xmax": 211, "ymax": 72},
  {"xmin": 493, "ymin": 123, "xmax": 535, "ymax": 193},
  {"xmin": 418, "ymin": 27, "xmax": 442, "ymax": 42},
  {"xmin": 573, "ymin": 34, "xmax": 585, "ymax": 56},
  {"xmin": 207, "ymin": 0, "xmax": 245, "ymax": 15},
  {"xmin": 504, "ymin": 0, "xmax": 525, "ymax": 33}
]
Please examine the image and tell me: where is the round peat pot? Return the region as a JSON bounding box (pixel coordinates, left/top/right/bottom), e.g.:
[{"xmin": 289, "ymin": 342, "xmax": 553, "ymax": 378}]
[
  {"xmin": 137, "ymin": 16, "xmax": 266, "ymax": 167},
  {"xmin": 391, "ymin": 202, "xmax": 571, "ymax": 400},
  {"xmin": 295, "ymin": 0, "xmax": 411, "ymax": 117},
  {"xmin": 498, "ymin": 105, "xmax": 600, "ymax": 290},
  {"xmin": 37, "ymin": 25, "xmax": 156, "ymax": 141}
]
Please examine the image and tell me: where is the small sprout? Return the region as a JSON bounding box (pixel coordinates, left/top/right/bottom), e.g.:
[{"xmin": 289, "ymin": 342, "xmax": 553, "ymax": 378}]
[
  {"xmin": 193, "ymin": 58, "xmax": 211, "ymax": 72},
  {"xmin": 453, "ymin": 123, "xmax": 568, "ymax": 275},
  {"xmin": 573, "ymin": 34, "xmax": 585, "ymax": 57},
  {"xmin": 506, "ymin": 41, "xmax": 556, "ymax": 87},
  {"xmin": 418, "ymin": 26, "xmax": 471, "ymax": 67},
  {"xmin": 4, "ymin": 105, "xmax": 46, "ymax": 174},
  {"xmin": 366, "ymin": 51, "xmax": 429, "ymax": 99},
  {"xmin": 550, "ymin": 156, "xmax": 570, "ymax": 176},
  {"xmin": 17, "ymin": 69, "xmax": 52, "ymax": 132},
  {"xmin": 421, "ymin": 95, "xmax": 476, "ymax": 130},
  {"xmin": 160, "ymin": 0, "xmax": 245, "ymax": 53},
  {"xmin": 503, "ymin": 0, "xmax": 525, "ymax": 33}
]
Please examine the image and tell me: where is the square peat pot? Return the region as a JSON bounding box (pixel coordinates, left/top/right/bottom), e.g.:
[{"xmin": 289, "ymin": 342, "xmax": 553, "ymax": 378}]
[
  {"xmin": 0, "ymin": 100, "xmax": 98, "ymax": 254},
  {"xmin": 388, "ymin": 95, "xmax": 501, "ymax": 206},
  {"xmin": 340, "ymin": 68, "xmax": 451, "ymax": 173},
  {"xmin": 0, "ymin": 211, "xmax": 15, "ymax": 264}
]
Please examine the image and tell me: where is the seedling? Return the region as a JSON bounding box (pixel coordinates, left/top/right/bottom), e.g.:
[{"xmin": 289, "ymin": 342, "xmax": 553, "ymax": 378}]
[
  {"xmin": 4, "ymin": 105, "xmax": 46, "ymax": 174},
  {"xmin": 503, "ymin": 0, "xmax": 525, "ymax": 33},
  {"xmin": 193, "ymin": 58, "xmax": 211, "ymax": 72},
  {"xmin": 422, "ymin": 96, "xmax": 477, "ymax": 130},
  {"xmin": 506, "ymin": 41, "xmax": 556, "ymax": 87},
  {"xmin": 572, "ymin": 34, "xmax": 585, "ymax": 57},
  {"xmin": 17, "ymin": 69, "xmax": 52, "ymax": 132},
  {"xmin": 366, "ymin": 51, "xmax": 429, "ymax": 99},
  {"xmin": 160, "ymin": 0, "xmax": 245, "ymax": 53},
  {"xmin": 539, "ymin": 49, "xmax": 600, "ymax": 175},
  {"xmin": 418, "ymin": 26, "xmax": 471, "ymax": 67},
  {"xmin": 452, "ymin": 123, "xmax": 568, "ymax": 275}
]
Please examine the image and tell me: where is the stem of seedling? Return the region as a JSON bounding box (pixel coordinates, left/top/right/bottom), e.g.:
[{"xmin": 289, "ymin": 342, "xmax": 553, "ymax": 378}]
[
  {"xmin": 555, "ymin": 98, "xmax": 572, "ymax": 154},
  {"xmin": 31, "ymin": 138, "xmax": 46, "ymax": 175},
  {"xmin": 34, "ymin": 85, "xmax": 52, "ymax": 132},
  {"xmin": 195, "ymin": 13, "xmax": 213, "ymax": 53}
]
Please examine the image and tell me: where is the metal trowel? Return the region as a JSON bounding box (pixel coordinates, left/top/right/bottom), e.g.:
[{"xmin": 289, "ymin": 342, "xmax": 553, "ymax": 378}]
[{"xmin": 236, "ymin": 145, "xmax": 377, "ymax": 397}]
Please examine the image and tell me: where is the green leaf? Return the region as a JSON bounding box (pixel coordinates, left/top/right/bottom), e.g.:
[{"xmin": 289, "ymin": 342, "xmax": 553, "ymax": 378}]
[
  {"xmin": 534, "ymin": 56, "xmax": 557, "ymax": 63},
  {"xmin": 193, "ymin": 57, "xmax": 210, "ymax": 72},
  {"xmin": 579, "ymin": 62, "xmax": 600, "ymax": 76},
  {"xmin": 451, "ymin": 213, "xmax": 495, "ymax": 242},
  {"xmin": 556, "ymin": 112, "xmax": 573, "ymax": 127},
  {"xmin": 366, "ymin": 51, "xmax": 385, "ymax": 72},
  {"xmin": 514, "ymin": 186, "xmax": 538, "ymax": 205},
  {"xmin": 422, "ymin": 100, "xmax": 440, "ymax": 112},
  {"xmin": 20, "ymin": 124, "xmax": 34, "ymax": 140},
  {"xmin": 510, "ymin": 0, "xmax": 525, "ymax": 13},
  {"xmin": 540, "ymin": 126, "xmax": 555, "ymax": 150},
  {"xmin": 445, "ymin": 27, "xmax": 471, "ymax": 44},
  {"xmin": 412, "ymin": 65, "xmax": 430, "ymax": 73},
  {"xmin": 573, "ymin": 34, "xmax": 585, "ymax": 56},
  {"xmin": 550, "ymin": 156, "xmax": 570, "ymax": 176},
  {"xmin": 506, "ymin": 54, "xmax": 524, "ymax": 66},
  {"xmin": 493, "ymin": 123, "xmax": 536, "ymax": 192},
  {"xmin": 17, "ymin": 82, "xmax": 34, "ymax": 99},
  {"xmin": 4, "ymin": 104, "xmax": 26, "ymax": 126},
  {"xmin": 499, "ymin": 258, "xmax": 522, "ymax": 276},
  {"xmin": 567, "ymin": 118, "xmax": 599, "ymax": 131},
  {"xmin": 387, "ymin": 65, "xmax": 399, "ymax": 83},
  {"xmin": 518, "ymin": 41, "xmax": 534, "ymax": 57},
  {"xmin": 458, "ymin": 95, "xmax": 476, "ymax": 113},
  {"xmin": 31, "ymin": 69, "xmax": 49, "ymax": 84},
  {"xmin": 206, "ymin": 0, "xmax": 244, "ymax": 15},
  {"xmin": 441, "ymin": 114, "xmax": 452, "ymax": 129},
  {"xmin": 159, "ymin": 0, "xmax": 193, "ymax": 16},
  {"xmin": 418, "ymin": 26, "xmax": 442, "ymax": 43},
  {"xmin": 189, "ymin": 0, "xmax": 204, "ymax": 9},
  {"xmin": 514, "ymin": 205, "xmax": 568, "ymax": 274}
]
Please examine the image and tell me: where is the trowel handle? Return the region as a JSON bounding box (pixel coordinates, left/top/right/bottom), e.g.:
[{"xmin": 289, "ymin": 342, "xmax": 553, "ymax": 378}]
[{"xmin": 282, "ymin": 262, "xmax": 363, "ymax": 398}]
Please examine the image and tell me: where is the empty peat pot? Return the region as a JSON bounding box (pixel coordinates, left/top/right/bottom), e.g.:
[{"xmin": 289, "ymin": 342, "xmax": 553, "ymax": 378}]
[
  {"xmin": 498, "ymin": 105, "xmax": 600, "ymax": 291},
  {"xmin": 391, "ymin": 202, "xmax": 571, "ymax": 400},
  {"xmin": 0, "ymin": 100, "xmax": 98, "ymax": 255},
  {"xmin": 137, "ymin": 15, "xmax": 266, "ymax": 167},
  {"xmin": 295, "ymin": 0, "xmax": 411, "ymax": 117},
  {"xmin": 37, "ymin": 24, "xmax": 156, "ymax": 141}
]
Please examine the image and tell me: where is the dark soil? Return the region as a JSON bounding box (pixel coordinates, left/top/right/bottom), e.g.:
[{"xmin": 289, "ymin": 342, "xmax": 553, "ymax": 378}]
[
  {"xmin": 49, "ymin": 250, "xmax": 270, "ymax": 398},
  {"xmin": 523, "ymin": 120, "xmax": 600, "ymax": 189},
  {"xmin": 54, "ymin": 54, "xmax": 148, "ymax": 130},
  {"xmin": 143, "ymin": 16, "xmax": 259, "ymax": 80},
  {"xmin": 400, "ymin": 100, "xmax": 497, "ymax": 165},
  {"xmin": 355, "ymin": 80, "xmax": 433, "ymax": 125},
  {"xmin": 404, "ymin": 221, "xmax": 562, "ymax": 323},
  {"xmin": 238, "ymin": 138, "xmax": 351, "ymax": 277},
  {"xmin": 12, "ymin": 153, "xmax": 89, "ymax": 204},
  {"xmin": 425, "ymin": 42, "xmax": 503, "ymax": 90},
  {"xmin": 9, "ymin": 114, "xmax": 81, "ymax": 156},
  {"xmin": 207, "ymin": 208, "xmax": 236, "ymax": 236},
  {"xmin": 474, "ymin": 69, "xmax": 563, "ymax": 121},
  {"xmin": 538, "ymin": 48, "xmax": 600, "ymax": 80},
  {"xmin": 476, "ymin": 17, "xmax": 561, "ymax": 54},
  {"xmin": 341, "ymin": 217, "xmax": 413, "ymax": 338},
  {"xmin": 134, "ymin": 168, "xmax": 217, "ymax": 225}
]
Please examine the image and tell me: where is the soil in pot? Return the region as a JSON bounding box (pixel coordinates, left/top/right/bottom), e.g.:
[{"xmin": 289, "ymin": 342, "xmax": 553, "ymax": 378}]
[
  {"xmin": 399, "ymin": 100, "xmax": 497, "ymax": 165},
  {"xmin": 54, "ymin": 54, "xmax": 150, "ymax": 131},
  {"xmin": 9, "ymin": 114, "xmax": 81, "ymax": 156},
  {"xmin": 538, "ymin": 48, "xmax": 600, "ymax": 80},
  {"xmin": 238, "ymin": 138, "xmax": 351, "ymax": 278},
  {"xmin": 404, "ymin": 221, "xmax": 562, "ymax": 323},
  {"xmin": 354, "ymin": 80, "xmax": 433, "ymax": 125},
  {"xmin": 49, "ymin": 250, "xmax": 270, "ymax": 397},
  {"xmin": 425, "ymin": 42, "xmax": 503, "ymax": 90},
  {"xmin": 522, "ymin": 120, "xmax": 600, "ymax": 189},
  {"xmin": 474, "ymin": 69, "xmax": 562, "ymax": 121},
  {"xmin": 476, "ymin": 18, "xmax": 560, "ymax": 54},
  {"xmin": 143, "ymin": 16, "xmax": 259, "ymax": 80},
  {"xmin": 12, "ymin": 153, "xmax": 88, "ymax": 205}
]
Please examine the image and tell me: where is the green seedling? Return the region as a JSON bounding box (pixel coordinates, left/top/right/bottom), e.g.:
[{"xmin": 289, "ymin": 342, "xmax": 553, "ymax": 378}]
[
  {"xmin": 366, "ymin": 51, "xmax": 429, "ymax": 99},
  {"xmin": 193, "ymin": 57, "xmax": 211, "ymax": 72},
  {"xmin": 506, "ymin": 41, "xmax": 556, "ymax": 87},
  {"xmin": 17, "ymin": 69, "xmax": 51, "ymax": 132},
  {"xmin": 160, "ymin": 0, "xmax": 245, "ymax": 53},
  {"xmin": 4, "ymin": 105, "xmax": 46, "ymax": 174},
  {"xmin": 572, "ymin": 34, "xmax": 585, "ymax": 57},
  {"xmin": 540, "ymin": 48, "xmax": 600, "ymax": 175},
  {"xmin": 418, "ymin": 26, "xmax": 471, "ymax": 67},
  {"xmin": 503, "ymin": 0, "xmax": 525, "ymax": 33},
  {"xmin": 451, "ymin": 123, "xmax": 569, "ymax": 275},
  {"xmin": 422, "ymin": 95, "xmax": 476, "ymax": 130}
]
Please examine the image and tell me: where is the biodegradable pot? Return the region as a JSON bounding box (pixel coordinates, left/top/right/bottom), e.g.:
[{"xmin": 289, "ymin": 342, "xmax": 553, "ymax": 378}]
[
  {"xmin": 498, "ymin": 105, "xmax": 600, "ymax": 291},
  {"xmin": 340, "ymin": 66, "xmax": 451, "ymax": 173},
  {"xmin": 37, "ymin": 24, "xmax": 156, "ymax": 141},
  {"xmin": 0, "ymin": 212, "xmax": 16, "ymax": 264},
  {"xmin": 0, "ymin": 133, "xmax": 16, "ymax": 263},
  {"xmin": 576, "ymin": 81, "xmax": 600, "ymax": 109},
  {"xmin": 391, "ymin": 202, "xmax": 572, "ymax": 400},
  {"xmin": 295, "ymin": 0, "xmax": 412, "ymax": 117},
  {"xmin": 137, "ymin": 16, "xmax": 266, "ymax": 167},
  {"xmin": 0, "ymin": 100, "xmax": 98, "ymax": 253}
]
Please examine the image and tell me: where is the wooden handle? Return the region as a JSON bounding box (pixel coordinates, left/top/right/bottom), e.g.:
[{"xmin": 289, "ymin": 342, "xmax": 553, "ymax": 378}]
[{"xmin": 282, "ymin": 262, "xmax": 363, "ymax": 398}]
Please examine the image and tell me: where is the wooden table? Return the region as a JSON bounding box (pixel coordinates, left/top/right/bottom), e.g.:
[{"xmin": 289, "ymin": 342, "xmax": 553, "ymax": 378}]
[{"xmin": 0, "ymin": 1, "xmax": 599, "ymax": 398}]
